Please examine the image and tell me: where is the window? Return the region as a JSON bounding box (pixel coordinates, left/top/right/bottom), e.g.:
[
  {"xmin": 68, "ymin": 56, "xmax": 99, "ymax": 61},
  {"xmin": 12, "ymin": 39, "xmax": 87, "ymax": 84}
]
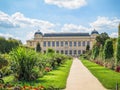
[
  {"xmin": 56, "ymin": 50, "xmax": 59, "ymax": 53},
  {"xmin": 69, "ymin": 50, "xmax": 72, "ymax": 55},
  {"xmin": 74, "ymin": 42, "xmax": 77, "ymax": 46},
  {"xmin": 56, "ymin": 41, "xmax": 59, "ymax": 47},
  {"xmin": 52, "ymin": 41, "xmax": 55, "ymax": 47},
  {"xmin": 78, "ymin": 50, "xmax": 81, "ymax": 54},
  {"xmin": 48, "ymin": 41, "xmax": 51, "ymax": 47},
  {"xmin": 30, "ymin": 42, "xmax": 32, "ymax": 46},
  {"xmin": 74, "ymin": 50, "xmax": 77, "ymax": 54},
  {"xmin": 82, "ymin": 41, "xmax": 85, "ymax": 46},
  {"xmin": 69, "ymin": 41, "xmax": 72, "ymax": 47},
  {"xmin": 43, "ymin": 41, "xmax": 46, "ymax": 47},
  {"xmin": 65, "ymin": 50, "xmax": 68, "ymax": 55},
  {"xmin": 78, "ymin": 41, "xmax": 81, "ymax": 46},
  {"xmin": 83, "ymin": 50, "xmax": 85, "ymax": 54},
  {"xmin": 87, "ymin": 41, "xmax": 90, "ymax": 45},
  {"xmin": 61, "ymin": 41, "xmax": 63, "ymax": 47},
  {"xmin": 65, "ymin": 41, "xmax": 68, "ymax": 46},
  {"xmin": 61, "ymin": 50, "xmax": 64, "ymax": 54}
]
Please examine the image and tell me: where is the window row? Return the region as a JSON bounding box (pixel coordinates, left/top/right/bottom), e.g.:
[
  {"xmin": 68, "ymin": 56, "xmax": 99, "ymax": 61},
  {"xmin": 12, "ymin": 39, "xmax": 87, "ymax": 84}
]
[
  {"xmin": 44, "ymin": 50, "xmax": 85, "ymax": 55},
  {"xmin": 43, "ymin": 41, "xmax": 90, "ymax": 47}
]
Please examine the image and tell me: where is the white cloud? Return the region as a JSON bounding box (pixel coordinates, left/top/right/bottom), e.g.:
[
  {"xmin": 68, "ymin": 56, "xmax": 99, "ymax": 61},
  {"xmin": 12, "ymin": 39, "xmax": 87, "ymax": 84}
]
[
  {"xmin": 0, "ymin": 11, "xmax": 56, "ymax": 32},
  {"xmin": 44, "ymin": 0, "xmax": 87, "ymax": 9},
  {"xmin": 110, "ymin": 32, "xmax": 118, "ymax": 38},
  {"xmin": 90, "ymin": 16, "xmax": 120, "ymax": 30},
  {"xmin": 0, "ymin": 11, "xmax": 20, "ymax": 28},
  {"xmin": 61, "ymin": 24, "xmax": 91, "ymax": 33}
]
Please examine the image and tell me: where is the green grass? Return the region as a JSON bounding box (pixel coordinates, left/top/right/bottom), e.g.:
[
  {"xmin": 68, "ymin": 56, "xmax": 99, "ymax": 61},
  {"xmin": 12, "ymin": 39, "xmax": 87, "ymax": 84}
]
[
  {"xmin": 81, "ymin": 59, "xmax": 120, "ymax": 90},
  {"xmin": 3, "ymin": 59, "xmax": 72, "ymax": 89}
]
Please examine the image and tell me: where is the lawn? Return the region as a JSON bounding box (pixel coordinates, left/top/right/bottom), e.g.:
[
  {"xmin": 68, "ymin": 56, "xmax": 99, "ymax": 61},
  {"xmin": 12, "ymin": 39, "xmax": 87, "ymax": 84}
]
[
  {"xmin": 81, "ymin": 59, "xmax": 120, "ymax": 90},
  {"xmin": 3, "ymin": 59, "xmax": 72, "ymax": 89}
]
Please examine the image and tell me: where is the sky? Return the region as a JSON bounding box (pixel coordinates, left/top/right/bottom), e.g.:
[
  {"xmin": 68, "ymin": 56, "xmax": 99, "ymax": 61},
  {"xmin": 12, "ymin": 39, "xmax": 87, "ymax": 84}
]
[{"xmin": 0, "ymin": 0, "xmax": 120, "ymax": 44}]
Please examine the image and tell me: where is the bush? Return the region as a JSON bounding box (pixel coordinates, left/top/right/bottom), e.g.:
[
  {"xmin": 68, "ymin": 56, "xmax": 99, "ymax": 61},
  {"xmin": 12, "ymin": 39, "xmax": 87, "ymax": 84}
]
[
  {"xmin": 91, "ymin": 45, "xmax": 99, "ymax": 60},
  {"xmin": 103, "ymin": 39, "xmax": 114, "ymax": 59},
  {"xmin": 10, "ymin": 47, "xmax": 38, "ymax": 81},
  {"xmin": 116, "ymin": 37, "xmax": 120, "ymax": 66}
]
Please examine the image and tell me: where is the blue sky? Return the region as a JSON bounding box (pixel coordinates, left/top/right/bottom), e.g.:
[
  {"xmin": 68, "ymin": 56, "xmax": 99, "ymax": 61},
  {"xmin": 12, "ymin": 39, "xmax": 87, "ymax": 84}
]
[{"xmin": 0, "ymin": 0, "xmax": 120, "ymax": 43}]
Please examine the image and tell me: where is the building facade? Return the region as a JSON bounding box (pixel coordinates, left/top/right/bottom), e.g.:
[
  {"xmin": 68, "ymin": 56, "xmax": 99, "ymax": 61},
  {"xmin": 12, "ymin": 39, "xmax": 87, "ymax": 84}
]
[{"xmin": 26, "ymin": 30, "xmax": 99, "ymax": 56}]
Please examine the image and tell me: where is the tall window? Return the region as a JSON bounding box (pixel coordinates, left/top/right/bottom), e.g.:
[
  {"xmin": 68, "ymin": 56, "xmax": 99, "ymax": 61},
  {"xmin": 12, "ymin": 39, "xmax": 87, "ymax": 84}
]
[
  {"xmin": 52, "ymin": 41, "xmax": 55, "ymax": 47},
  {"xmin": 78, "ymin": 50, "xmax": 81, "ymax": 54},
  {"xmin": 61, "ymin": 50, "xmax": 64, "ymax": 54},
  {"xmin": 83, "ymin": 50, "xmax": 85, "ymax": 54},
  {"xmin": 56, "ymin": 41, "xmax": 59, "ymax": 47},
  {"xmin": 65, "ymin": 41, "xmax": 68, "ymax": 46},
  {"xmin": 56, "ymin": 50, "xmax": 59, "ymax": 53},
  {"xmin": 74, "ymin": 50, "xmax": 77, "ymax": 54},
  {"xmin": 61, "ymin": 41, "xmax": 63, "ymax": 47},
  {"xmin": 69, "ymin": 50, "xmax": 72, "ymax": 55},
  {"xmin": 48, "ymin": 41, "xmax": 51, "ymax": 47},
  {"xmin": 87, "ymin": 41, "xmax": 90, "ymax": 45},
  {"xmin": 69, "ymin": 41, "xmax": 72, "ymax": 47},
  {"xmin": 82, "ymin": 41, "xmax": 85, "ymax": 46},
  {"xmin": 65, "ymin": 50, "xmax": 68, "ymax": 55},
  {"xmin": 30, "ymin": 42, "xmax": 32, "ymax": 46},
  {"xmin": 78, "ymin": 41, "xmax": 81, "ymax": 46},
  {"xmin": 43, "ymin": 41, "xmax": 46, "ymax": 47},
  {"xmin": 74, "ymin": 42, "xmax": 77, "ymax": 46}
]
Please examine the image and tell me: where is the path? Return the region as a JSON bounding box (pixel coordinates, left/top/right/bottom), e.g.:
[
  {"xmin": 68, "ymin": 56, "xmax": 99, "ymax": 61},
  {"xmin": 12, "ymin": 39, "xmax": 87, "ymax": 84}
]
[{"xmin": 65, "ymin": 58, "xmax": 106, "ymax": 90}]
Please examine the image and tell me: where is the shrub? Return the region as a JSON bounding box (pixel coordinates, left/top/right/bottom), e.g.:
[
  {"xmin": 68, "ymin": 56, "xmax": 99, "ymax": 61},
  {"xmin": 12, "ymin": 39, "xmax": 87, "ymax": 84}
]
[
  {"xmin": 116, "ymin": 37, "xmax": 120, "ymax": 66},
  {"xmin": 10, "ymin": 47, "xmax": 38, "ymax": 81},
  {"xmin": 91, "ymin": 45, "xmax": 99, "ymax": 60},
  {"xmin": 0, "ymin": 54, "xmax": 8, "ymax": 69},
  {"xmin": 103, "ymin": 39, "xmax": 114, "ymax": 59}
]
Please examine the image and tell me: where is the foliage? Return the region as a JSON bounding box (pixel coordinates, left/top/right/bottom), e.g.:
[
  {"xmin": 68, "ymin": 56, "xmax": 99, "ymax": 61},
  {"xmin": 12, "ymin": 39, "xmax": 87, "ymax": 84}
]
[
  {"xmin": 0, "ymin": 54, "xmax": 8, "ymax": 69},
  {"xmin": 96, "ymin": 32, "xmax": 110, "ymax": 46},
  {"xmin": 103, "ymin": 39, "xmax": 114, "ymax": 59},
  {"xmin": 36, "ymin": 42, "xmax": 41, "ymax": 52},
  {"xmin": 3, "ymin": 58, "xmax": 72, "ymax": 89},
  {"xmin": 10, "ymin": 47, "xmax": 38, "ymax": 81},
  {"xmin": 116, "ymin": 36, "xmax": 120, "ymax": 66},
  {"xmin": 86, "ymin": 45, "xmax": 90, "ymax": 51},
  {"xmin": 47, "ymin": 48, "xmax": 55, "ymax": 53},
  {"xmin": 91, "ymin": 45, "xmax": 99, "ymax": 60},
  {"xmin": 0, "ymin": 37, "xmax": 21, "ymax": 53},
  {"xmin": 81, "ymin": 59, "xmax": 120, "ymax": 89}
]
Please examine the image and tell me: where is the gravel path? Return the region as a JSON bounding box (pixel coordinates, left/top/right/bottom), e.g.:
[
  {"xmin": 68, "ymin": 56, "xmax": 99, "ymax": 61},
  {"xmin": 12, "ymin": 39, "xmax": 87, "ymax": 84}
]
[{"xmin": 65, "ymin": 58, "xmax": 106, "ymax": 90}]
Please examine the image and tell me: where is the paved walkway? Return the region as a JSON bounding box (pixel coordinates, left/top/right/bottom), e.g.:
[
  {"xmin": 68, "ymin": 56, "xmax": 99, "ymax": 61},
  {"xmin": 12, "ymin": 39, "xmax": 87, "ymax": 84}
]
[{"xmin": 65, "ymin": 58, "xmax": 106, "ymax": 90}]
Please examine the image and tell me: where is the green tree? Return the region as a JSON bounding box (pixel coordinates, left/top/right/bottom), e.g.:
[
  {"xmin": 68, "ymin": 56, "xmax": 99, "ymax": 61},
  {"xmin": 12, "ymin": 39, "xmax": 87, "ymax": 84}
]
[
  {"xmin": 116, "ymin": 24, "xmax": 120, "ymax": 66},
  {"xmin": 86, "ymin": 45, "xmax": 90, "ymax": 51},
  {"xmin": 103, "ymin": 39, "xmax": 114, "ymax": 59},
  {"xmin": 96, "ymin": 32, "xmax": 110, "ymax": 46},
  {"xmin": 92, "ymin": 45, "xmax": 99, "ymax": 59},
  {"xmin": 36, "ymin": 42, "xmax": 41, "ymax": 52}
]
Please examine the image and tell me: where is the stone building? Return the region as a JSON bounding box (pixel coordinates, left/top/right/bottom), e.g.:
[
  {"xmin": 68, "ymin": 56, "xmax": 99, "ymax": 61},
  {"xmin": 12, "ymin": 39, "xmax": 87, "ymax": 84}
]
[{"xmin": 26, "ymin": 30, "xmax": 99, "ymax": 56}]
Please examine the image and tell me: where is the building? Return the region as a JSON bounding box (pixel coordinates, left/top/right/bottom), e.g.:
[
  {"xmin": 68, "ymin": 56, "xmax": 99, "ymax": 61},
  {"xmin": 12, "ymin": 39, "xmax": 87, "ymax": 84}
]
[{"xmin": 26, "ymin": 30, "xmax": 99, "ymax": 56}]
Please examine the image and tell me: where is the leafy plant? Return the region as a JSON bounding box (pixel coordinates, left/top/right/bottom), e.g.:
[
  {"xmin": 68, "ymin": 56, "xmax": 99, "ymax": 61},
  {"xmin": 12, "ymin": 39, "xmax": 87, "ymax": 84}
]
[{"xmin": 10, "ymin": 47, "xmax": 38, "ymax": 81}]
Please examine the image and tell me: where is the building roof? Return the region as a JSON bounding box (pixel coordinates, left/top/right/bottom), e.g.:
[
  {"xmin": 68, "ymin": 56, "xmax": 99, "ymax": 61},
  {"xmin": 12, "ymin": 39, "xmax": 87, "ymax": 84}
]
[
  {"xmin": 91, "ymin": 29, "xmax": 99, "ymax": 34},
  {"xmin": 43, "ymin": 33, "xmax": 90, "ymax": 37},
  {"xmin": 34, "ymin": 30, "xmax": 43, "ymax": 35}
]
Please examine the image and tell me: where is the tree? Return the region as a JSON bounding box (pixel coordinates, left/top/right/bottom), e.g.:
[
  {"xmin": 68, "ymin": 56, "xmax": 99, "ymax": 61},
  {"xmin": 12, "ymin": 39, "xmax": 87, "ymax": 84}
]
[
  {"xmin": 116, "ymin": 23, "xmax": 120, "ymax": 65},
  {"xmin": 96, "ymin": 32, "xmax": 110, "ymax": 46},
  {"xmin": 86, "ymin": 45, "xmax": 90, "ymax": 51},
  {"xmin": 91, "ymin": 45, "xmax": 99, "ymax": 59},
  {"xmin": 36, "ymin": 42, "xmax": 41, "ymax": 52},
  {"xmin": 103, "ymin": 39, "xmax": 114, "ymax": 59}
]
